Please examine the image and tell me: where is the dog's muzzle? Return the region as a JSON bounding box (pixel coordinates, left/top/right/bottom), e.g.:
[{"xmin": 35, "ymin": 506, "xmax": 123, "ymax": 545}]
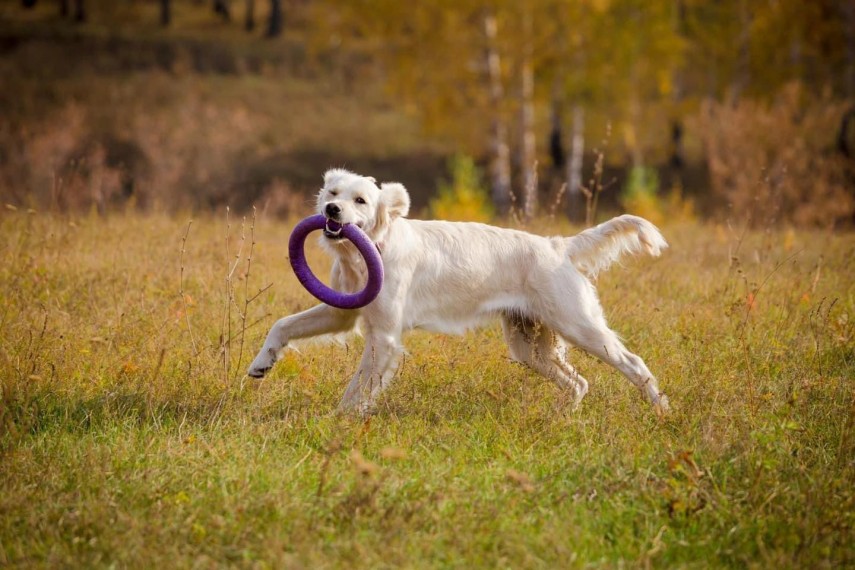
[{"xmin": 323, "ymin": 203, "xmax": 345, "ymax": 239}]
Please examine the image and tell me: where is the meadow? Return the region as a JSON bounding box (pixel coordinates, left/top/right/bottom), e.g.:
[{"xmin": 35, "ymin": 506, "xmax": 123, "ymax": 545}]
[{"xmin": 1, "ymin": 210, "xmax": 853, "ymax": 568}]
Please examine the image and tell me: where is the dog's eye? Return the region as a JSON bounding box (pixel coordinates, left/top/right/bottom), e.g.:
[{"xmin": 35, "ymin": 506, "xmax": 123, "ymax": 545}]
[
  {"xmin": 329, "ymin": 190, "xmax": 338, "ymax": 197},
  {"xmin": 355, "ymin": 197, "xmax": 366, "ymax": 204}
]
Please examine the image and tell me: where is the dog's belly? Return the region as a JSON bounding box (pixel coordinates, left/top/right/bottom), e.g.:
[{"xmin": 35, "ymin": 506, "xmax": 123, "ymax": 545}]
[{"xmin": 405, "ymin": 293, "xmax": 528, "ymax": 335}]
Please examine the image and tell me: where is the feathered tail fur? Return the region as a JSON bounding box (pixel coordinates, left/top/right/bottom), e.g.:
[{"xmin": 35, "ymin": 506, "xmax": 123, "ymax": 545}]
[{"xmin": 565, "ymin": 215, "xmax": 668, "ymax": 277}]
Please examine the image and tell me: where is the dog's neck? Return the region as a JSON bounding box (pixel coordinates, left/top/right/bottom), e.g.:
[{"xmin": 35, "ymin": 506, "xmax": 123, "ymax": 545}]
[
  {"xmin": 320, "ymin": 219, "xmax": 394, "ymax": 275},
  {"xmin": 323, "ymin": 235, "xmax": 381, "ymax": 272}
]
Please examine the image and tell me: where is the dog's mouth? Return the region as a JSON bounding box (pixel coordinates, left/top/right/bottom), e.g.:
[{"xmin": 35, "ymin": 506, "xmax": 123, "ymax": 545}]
[
  {"xmin": 323, "ymin": 218, "xmax": 365, "ymax": 240},
  {"xmin": 323, "ymin": 218, "xmax": 348, "ymax": 240}
]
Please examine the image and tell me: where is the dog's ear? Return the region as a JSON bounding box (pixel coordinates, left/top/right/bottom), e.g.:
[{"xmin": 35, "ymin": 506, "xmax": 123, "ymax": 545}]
[{"xmin": 379, "ymin": 182, "xmax": 410, "ymax": 219}]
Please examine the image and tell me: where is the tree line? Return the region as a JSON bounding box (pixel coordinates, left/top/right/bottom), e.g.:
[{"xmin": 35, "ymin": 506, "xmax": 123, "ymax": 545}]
[
  {"xmin": 21, "ymin": 0, "xmax": 286, "ymax": 38},
  {"xmin": 15, "ymin": 0, "xmax": 855, "ymax": 224},
  {"xmin": 312, "ymin": 0, "xmax": 855, "ymax": 219}
]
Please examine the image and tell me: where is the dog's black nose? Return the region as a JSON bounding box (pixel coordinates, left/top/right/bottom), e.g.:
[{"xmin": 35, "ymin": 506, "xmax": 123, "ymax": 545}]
[{"xmin": 325, "ymin": 203, "xmax": 341, "ymax": 219}]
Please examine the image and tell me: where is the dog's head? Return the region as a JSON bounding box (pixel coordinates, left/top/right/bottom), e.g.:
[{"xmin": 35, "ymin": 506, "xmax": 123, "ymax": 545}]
[{"xmin": 317, "ymin": 168, "xmax": 410, "ymax": 243}]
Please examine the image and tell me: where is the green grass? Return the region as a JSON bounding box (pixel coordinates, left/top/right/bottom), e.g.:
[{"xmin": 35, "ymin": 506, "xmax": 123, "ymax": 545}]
[{"xmin": 1, "ymin": 211, "xmax": 853, "ymax": 568}]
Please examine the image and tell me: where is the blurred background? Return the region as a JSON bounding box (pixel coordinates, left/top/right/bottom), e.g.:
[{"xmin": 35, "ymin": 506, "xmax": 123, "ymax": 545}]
[{"xmin": 1, "ymin": 0, "xmax": 853, "ymax": 227}]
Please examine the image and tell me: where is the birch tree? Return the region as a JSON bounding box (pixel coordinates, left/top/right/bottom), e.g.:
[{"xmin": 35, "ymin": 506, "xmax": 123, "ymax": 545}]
[
  {"xmin": 519, "ymin": 8, "xmax": 537, "ymax": 220},
  {"xmin": 484, "ymin": 9, "xmax": 512, "ymax": 215}
]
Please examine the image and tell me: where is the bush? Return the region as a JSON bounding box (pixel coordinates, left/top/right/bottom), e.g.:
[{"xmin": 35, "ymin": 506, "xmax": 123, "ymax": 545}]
[
  {"xmin": 0, "ymin": 75, "xmax": 264, "ymax": 213},
  {"xmin": 693, "ymin": 83, "xmax": 855, "ymax": 228},
  {"xmin": 621, "ymin": 165, "xmax": 695, "ymax": 225},
  {"xmin": 429, "ymin": 154, "xmax": 493, "ymax": 222},
  {"xmin": 621, "ymin": 165, "xmax": 663, "ymax": 224}
]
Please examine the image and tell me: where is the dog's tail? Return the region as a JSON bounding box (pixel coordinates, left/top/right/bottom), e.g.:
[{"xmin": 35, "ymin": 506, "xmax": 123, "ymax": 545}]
[{"xmin": 564, "ymin": 215, "xmax": 668, "ymax": 277}]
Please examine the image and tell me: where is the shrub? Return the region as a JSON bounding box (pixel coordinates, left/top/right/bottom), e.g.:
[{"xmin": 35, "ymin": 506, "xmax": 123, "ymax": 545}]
[
  {"xmin": 693, "ymin": 83, "xmax": 855, "ymax": 228},
  {"xmin": 429, "ymin": 154, "xmax": 493, "ymax": 222},
  {"xmin": 621, "ymin": 165, "xmax": 695, "ymax": 225},
  {"xmin": 621, "ymin": 165, "xmax": 663, "ymax": 224}
]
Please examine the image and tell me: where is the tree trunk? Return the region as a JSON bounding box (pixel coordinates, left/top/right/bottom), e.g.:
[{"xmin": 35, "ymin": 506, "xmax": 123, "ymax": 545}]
[
  {"xmin": 520, "ymin": 68, "xmax": 536, "ymax": 219},
  {"xmin": 213, "ymin": 0, "xmax": 230, "ymax": 21},
  {"xmin": 669, "ymin": 0, "xmax": 686, "ymax": 190},
  {"xmin": 520, "ymin": 11, "xmax": 537, "ymax": 221},
  {"xmin": 842, "ymin": 0, "xmax": 855, "ymax": 98},
  {"xmin": 160, "ymin": 0, "xmax": 171, "ymax": 27},
  {"xmin": 837, "ymin": 106, "xmax": 855, "ymax": 158},
  {"xmin": 548, "ymin": 105, "xmax": 565, "ymax": 172},
  {"xmin": 566, "ymin": 104, "xmax": 585, "ymax": 222},
  {"xmin": 73, "ymin": 0, "xmax": 85, "ymax": 22},
  {"xmin": 669, "ymin": 120, "xmax": 685, "ymax": 183},
  {"xmin": 483, "ymin": 10, "xmax": 512, "ymax": 216},
  {"xmin": 730, "ymin": 0, "xmax": 752, "ymax": 102},
  {"xmin": 267, "ymin": 0, "xmax": 283, "ymax": 38},
  {"xmin": 245, "ymin": 0, "xmax": 255, "ymax": 32}
]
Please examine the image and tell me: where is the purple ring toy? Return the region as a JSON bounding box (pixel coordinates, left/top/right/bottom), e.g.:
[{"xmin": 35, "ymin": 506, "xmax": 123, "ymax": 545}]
[{"xmin": 288, "ymin": 214, "xmax": 384, "ymax": 309}]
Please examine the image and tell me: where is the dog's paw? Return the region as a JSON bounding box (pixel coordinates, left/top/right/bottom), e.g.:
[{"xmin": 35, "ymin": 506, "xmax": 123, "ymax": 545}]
[
  {"xmin": 337, "ymin": 396, "xmax": 377, "ymax": 418},
  {"xmin": 246, "ymin": 354, "xmax": 273, "ymax": 378},
  {"xmin": 356, "ymin": 401, "xmax": 378, "ymax": 417},
  {"xmin": 654, "ymin": 393, "xmax": 671, "ymax": 417},
  {"xmin": 335, "ymin": 402, "xmax": 359, "ymax": 417},
  {"xmin": 247, "ymin": 349, "xmax": 276, "ymax": 378},
  {"xmin": 247, "ymin": 365, "xmax": 270, "ymax": 378}
]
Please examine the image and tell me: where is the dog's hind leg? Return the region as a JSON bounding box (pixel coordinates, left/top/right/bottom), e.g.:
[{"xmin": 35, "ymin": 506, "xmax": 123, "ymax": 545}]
[
  {"xmin": 532, "ymin": 264, "xmax": 669, "ymax": 412},
  {"xmin": 577, "ymin": 328, "xmax": 668, "ymax": 411},
  {"xmin": 502, "ymin": 313, "xmax": 589, "ymax": 407},
  {"xmin": 543, "ymin": 307, "xmax": 669, "ymax": 411}
]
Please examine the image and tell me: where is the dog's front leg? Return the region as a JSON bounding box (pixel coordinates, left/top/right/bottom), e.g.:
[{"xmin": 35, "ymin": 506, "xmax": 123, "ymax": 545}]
[
  {"xmin": 247, "ymin": 304, "xmax": 358, "ymax": 378},
  {"xmin": 338, "ymin": 331, "xmax": 403, "ymax": 415}
]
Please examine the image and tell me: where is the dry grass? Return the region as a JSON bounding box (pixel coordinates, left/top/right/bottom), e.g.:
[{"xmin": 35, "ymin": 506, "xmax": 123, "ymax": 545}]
[
  {"xmin": 1, "ymin": 210, "xmax": 853, "ymax": 568},
  {"xmin": 693, "ymin": 83, "xmax": 855, "ymax": 228}
]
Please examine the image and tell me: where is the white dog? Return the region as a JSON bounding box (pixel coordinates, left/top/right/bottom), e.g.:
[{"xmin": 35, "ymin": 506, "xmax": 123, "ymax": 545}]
[{"xmin": 248, "ymin": 168, "xmax": 670, "ymax": 414}]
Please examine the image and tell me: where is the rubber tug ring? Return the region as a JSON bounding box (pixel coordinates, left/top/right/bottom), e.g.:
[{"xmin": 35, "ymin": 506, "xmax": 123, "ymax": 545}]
[{"xmin": 288, "ymin": 214, "xmax": 384, "ymax": 309}]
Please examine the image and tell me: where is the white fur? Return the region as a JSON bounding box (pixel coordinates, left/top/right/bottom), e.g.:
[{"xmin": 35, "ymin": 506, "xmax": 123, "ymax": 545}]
[{"xmin": 248, "ymin": 169, "xmax": 670, "ymax": 414}]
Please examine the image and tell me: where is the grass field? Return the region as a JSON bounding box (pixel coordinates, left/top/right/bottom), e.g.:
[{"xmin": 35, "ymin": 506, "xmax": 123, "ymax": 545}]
[{"xmin": 1, "ymin": 210, "xmax": 853, "ymax": 568}]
